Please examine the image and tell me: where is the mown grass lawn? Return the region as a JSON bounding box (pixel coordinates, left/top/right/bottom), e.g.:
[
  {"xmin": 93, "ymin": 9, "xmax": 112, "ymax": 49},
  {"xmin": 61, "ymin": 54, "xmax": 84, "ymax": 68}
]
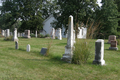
[{"xmin": 0, "ymin": 37, "xmax": 120, "ymax": 80}]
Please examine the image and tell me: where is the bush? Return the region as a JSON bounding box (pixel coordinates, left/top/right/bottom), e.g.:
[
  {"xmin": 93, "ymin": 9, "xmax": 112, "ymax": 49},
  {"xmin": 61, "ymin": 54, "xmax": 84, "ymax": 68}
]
[
  {"xmin": 45, "ymin": 34, "xmax": 50, "ymax": 37},
  {"xmin": 4, "ymin": 36, "xmax": 13, "ymax": 41},
  {"xmin": 30, "ymin": 34, "xmax": 35, "ymax": 37},
  {"xmin": 72, "ymin": 39, "xmax": 91, "ymax": 65},
  {"xmin": 117, "ymin": 39, "xmax": 120, "ymax": 45},
  {"xmin": 45, "ymin": 40, "xmax": 52, "ymax": 56},
  {"xmin": 38, "ymin": 34, "xmax": 45, "ymax": 38}
]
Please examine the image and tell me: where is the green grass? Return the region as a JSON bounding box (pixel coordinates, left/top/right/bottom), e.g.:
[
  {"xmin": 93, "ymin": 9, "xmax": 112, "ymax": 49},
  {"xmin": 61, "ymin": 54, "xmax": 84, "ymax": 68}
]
[{"xmin": 0, "ymin": 37, "xmax": 120, "ymax": 80}]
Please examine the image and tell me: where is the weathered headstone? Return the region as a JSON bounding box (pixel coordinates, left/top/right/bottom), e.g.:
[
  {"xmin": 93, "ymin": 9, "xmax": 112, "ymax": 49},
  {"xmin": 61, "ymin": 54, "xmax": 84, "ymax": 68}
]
[
  {"xmin": 77, "ymin": 27, "xmax": 87, "ymax": 39},
  {"xmin": 93, "ymin": 39, "xmax": 105, "ymax": 65},
  {"xmin": 6, "ymin": 29, "xmax": 10, "ymax": 37},
  {"xmin": 10, "ymin": 32, "xmax": 13, "ymax": 36},
  {"xmin": 73, "ymin": 30, "xmax": 76, "ymax": 43},
  {"xmin": 109, "ymin": 40, "xmax": 118, "ymax": 50},
  {"xmin": 108, "ymin": 35, "xmax": 116, "ymax": 43},
  {"xmin": 4, "ymin": 30, "xmax": 6, "ymax": 38},
  {"xmin": 61, "ymin": 15, "xmax": 74, "ymax": 63},
  {"xmin": 22, "ymin": 32, "xmax": 25, "ymax": 37},
  {"xmin": 20, "ymin": 33, "xmax": 22, "ymax": 37},
  {"xmin": 24, "ymin": 30, "xmax": 31, "ymax": 38},
  {"xmin": 35, "ymin": 30, "xmax": 37, "ymax": 38},
  {"xmin": 13, "ymin": 28, "xmax": 18, "ymax": 41},
  {"xmin": 40, "ymin": 48, "xmax": 48, "ymax": 55},
  {"xmin": 15, "ymin": 41, "xmax": 19, "ymax": 49},
  {"xmin": 66, "ymin": 30, "xmax": 68, "ymax": 38},
  {"xmin": 26, "ymin": 44, "xmax": 30, "ymax": 52},
  {"xmin": 55, "ymin": 28, "xmax": 62, "ymax": 40},
  {"xmin": 18, "ymin": 33, "xmax": 20, "ymax": 37},
  {"xmin": 2, "ymin": 30, "xmax": 4, "ymax": 36},
  {"xmin": 51, "ymin": 28, "xmax": 55, "ymax": 39}
]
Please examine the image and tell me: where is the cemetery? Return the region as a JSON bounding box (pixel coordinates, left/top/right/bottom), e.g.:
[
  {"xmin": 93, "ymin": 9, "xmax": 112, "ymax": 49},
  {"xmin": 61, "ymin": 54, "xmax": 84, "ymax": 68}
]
[
  {"xmin": 0, "ymin": 15, "xmax": 120, "ymax": 79},
  {"xmin": 0, "ymin": 0, "xmax": 120, "ymax": 80}
]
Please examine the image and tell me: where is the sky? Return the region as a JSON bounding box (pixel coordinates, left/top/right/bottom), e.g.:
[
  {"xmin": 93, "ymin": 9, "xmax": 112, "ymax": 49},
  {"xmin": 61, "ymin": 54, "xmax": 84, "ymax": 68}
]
[{"xmin": 97, "ymin": 0, "xmax": 102, "ymax": 7}]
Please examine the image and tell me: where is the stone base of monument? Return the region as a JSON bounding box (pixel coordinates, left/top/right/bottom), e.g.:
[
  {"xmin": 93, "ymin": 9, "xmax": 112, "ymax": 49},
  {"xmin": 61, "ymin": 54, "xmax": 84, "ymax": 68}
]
[
  {"xmin": 61, "ymin": 46, "xmax": 73, "ymax": 63},
  {"xmin": 93, "ymin": 60, "xmax": 105, "ymax": 65},
  {"xmin": 13, "ymin": 37, "xmax": 18, "ymax": 41},
  {"xmin": 61, "ymin": 54, "xmax": 72, "ymax": 63},
  {"xmin": 109, "ymin": 47, "xmax": 118, "ymax": 50}
]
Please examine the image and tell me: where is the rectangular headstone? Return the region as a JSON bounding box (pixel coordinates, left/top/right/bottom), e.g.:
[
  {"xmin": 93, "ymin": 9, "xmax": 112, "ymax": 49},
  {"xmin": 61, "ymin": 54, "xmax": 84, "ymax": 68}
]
[
  {"xmin": 24, "ymin": 30, "xmax": 31, "ymax": 38},
  {"xmin": 109, "ymin": 40, "xmax": 118, "ymax": 50},
  {"xmin": 13, "ymin": 28, "xmax": 18, "ymax": 41},
  {"xmin": 93, "ymin": 39, "xmax": 105, "ymax": 65},
  {"xmin": 108, "ymin": 35, "xmax": 116, "ymax": 43}
]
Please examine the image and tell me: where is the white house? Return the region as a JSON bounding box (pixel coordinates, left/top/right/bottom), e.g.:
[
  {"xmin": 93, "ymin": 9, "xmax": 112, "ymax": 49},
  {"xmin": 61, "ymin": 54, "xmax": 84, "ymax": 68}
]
[{"xmin": 41, "ymin": 14, "xmax": 66, "ymax": 37}]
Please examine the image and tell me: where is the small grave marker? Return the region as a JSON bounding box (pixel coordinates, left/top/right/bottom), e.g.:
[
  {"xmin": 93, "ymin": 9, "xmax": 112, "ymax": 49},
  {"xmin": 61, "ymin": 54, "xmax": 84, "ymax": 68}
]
[
  {"xmin": 40, "ymin": 48, "xmax": 48, "ymax": 55},
  {"xmin": 26, "ymin": 44, "xmax": 30, "ymax": 52}
]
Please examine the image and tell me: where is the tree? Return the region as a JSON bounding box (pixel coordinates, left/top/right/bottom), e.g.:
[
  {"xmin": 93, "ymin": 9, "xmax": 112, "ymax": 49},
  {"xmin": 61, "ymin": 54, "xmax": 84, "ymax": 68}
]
[
  {"xmin": 115, "ymin": 0, "xmax": 120, "ymax": 36},
  {"xmin": 97, "ymin": 0, "xmax": 118, "ymax": 38},
  {"xmin": 42, "ymin": 0, "xmax": 58, "ymax": 19},
  {"xmin": 0, "ymin": 0, "xmax": 43, "ymax": 32},
  {"xmin": 53, "ymin": 0, "xmax": 98, "ymax": 37},
  {"xmin": 19, "ymin": 0, "xmax": 43, "ymax": 32}
]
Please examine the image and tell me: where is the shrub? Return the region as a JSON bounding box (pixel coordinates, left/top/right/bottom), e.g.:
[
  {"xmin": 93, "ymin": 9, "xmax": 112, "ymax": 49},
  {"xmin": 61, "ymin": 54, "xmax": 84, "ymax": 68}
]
[
  {"xmin": 72, "ymin": 39, "xmax": 91, "ymax": 65},
  {"xmin": 4, "ymin": 36, "xmax": 13, "ymax": 41},
  {"xmin": 45, "ymin": 34, "xmax": 50, "ymax": 37},
  {"xmin": 30, "ymin": 34, "xmax": 35, "ymax": 37},
  {"xmin": 38, "ymin": 34, "xmax": 45, "ymax": 38},
  {"xmin": 117, "ymin": 39, "xmax": 120, "ymax": 45},
  {"xmin": 45, "ymin": 40, "xmax": 52, "ymax": 56}
]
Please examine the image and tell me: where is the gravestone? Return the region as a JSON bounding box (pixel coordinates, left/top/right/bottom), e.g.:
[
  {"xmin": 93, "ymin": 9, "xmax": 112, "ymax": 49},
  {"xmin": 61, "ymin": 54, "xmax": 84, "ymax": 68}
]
[
  {"xmin": 20, "ymin": 33, "xmax": 22, "ymax": 37},
  {"xmin": 51, "ymin": 28, "xmax": 55, "ymax": 39},
  {"xmin": 18, "ymin": 33, "xmax": 20, "ymax": 37},
  {"xmin": 73, "ymin": 30, "xmax": 76, "ymax": 43},
  {"xmin": 93, "ymin": 39, "xmax": 105, "ymax": 65},
  {"xmin": 13, "ymin": 28, "xmax": 18, "ymax": 41},
  {"xmin": 61, "ymin": 15, "xmax": 74, "ymax": 63},
  {"xmin": 2, "ymin": 30, "xmax": 4, "ymax": 36},
  {"xmin": 109, "ymin": 40, "xmax": 118, "ymax": 50},
  {"xmin": 24, "ymin": 30, "xmax": 31, "ymax": 38},
  {"xmin": 108, "ymin": 35, "xmax": 116, "ymax": 43},
  {"xmin": 77, "ymin": 27, "xmax": 87, "ymax": 39},
  {"xmin": 35, "ymin": 30, "xmax": 37, "ymax": 38},
  {"xmin": 15, "ymin": 41, "xmax": 19, "ymax": 49},
  {"xmin": 26, "ymin": 44, "xmax": 30, "ymax": 52},
  {"xmin": 6, "ymin": 29, "xmax": 10, "ymax": 37},
  {"xmin": 55, "ymin": 28, "xmax": 62, "ymax": 40},
  {"xmin": 66, "ymin": 30, "xmax": 68, "ymax": 38},
  {"xmin": 4, "ymin": 30, "xmax": 6, "ymax": 38},
  {"xmin": 10, "ymin": 32, "xmax": 13, "ymax": 36},
  {"xmin": 22, "ymin": 32, "xmax": 25, "ymax": 37},
  {"xmin": 40, "ymin": 48, "xmax": 48, "ymax": 55}
]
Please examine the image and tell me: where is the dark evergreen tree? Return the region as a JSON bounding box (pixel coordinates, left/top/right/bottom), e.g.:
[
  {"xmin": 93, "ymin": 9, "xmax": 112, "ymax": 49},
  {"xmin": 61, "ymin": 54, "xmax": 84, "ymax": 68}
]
[{"xmin": 98, "ymin": 0, "xmax": 118, "ymax": 38}]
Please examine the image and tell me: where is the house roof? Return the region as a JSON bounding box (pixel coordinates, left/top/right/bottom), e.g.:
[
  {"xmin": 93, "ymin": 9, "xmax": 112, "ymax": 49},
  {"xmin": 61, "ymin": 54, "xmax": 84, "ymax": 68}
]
[{"xmin": 43, "ymin": 14, "xmax": 54, "ymax": 24}]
